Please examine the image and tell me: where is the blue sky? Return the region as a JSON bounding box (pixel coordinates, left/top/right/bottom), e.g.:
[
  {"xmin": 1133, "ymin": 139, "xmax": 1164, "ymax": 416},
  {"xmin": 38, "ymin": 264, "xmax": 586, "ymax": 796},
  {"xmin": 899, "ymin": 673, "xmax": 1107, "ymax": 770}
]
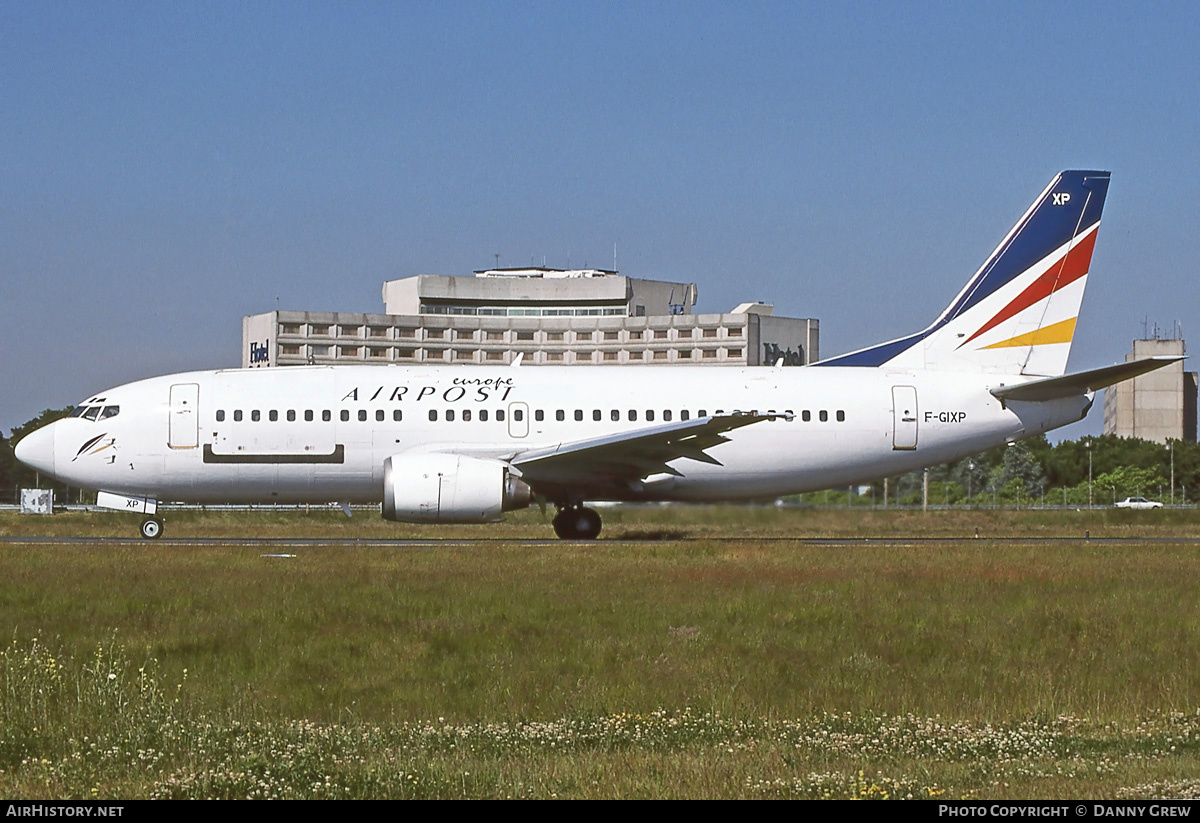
[{"xmin": 4, "ymin": 2, "xmax": 1199, "ymax": 441}]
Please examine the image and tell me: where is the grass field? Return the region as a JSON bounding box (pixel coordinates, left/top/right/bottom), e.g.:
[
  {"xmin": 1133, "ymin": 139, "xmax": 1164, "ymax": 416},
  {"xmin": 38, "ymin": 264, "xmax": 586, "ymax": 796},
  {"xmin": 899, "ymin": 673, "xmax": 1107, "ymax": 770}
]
[{"xmin": 3, "ymin": 506, "xmax": 1200, "ymax": 798}]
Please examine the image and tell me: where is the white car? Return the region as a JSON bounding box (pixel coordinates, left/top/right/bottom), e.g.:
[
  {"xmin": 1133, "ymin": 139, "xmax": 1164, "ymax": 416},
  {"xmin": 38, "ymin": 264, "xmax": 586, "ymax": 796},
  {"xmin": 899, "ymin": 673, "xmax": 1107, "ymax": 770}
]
[{"xmin": 1114, "ymin": 496, "xmax": 1164, "ymax": 510}]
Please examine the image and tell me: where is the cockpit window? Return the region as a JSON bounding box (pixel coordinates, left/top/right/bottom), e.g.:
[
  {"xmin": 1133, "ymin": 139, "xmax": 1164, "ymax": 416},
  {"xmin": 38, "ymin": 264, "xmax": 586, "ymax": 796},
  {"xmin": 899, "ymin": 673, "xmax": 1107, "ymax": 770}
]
[
  {"xmin": 83, "ymin": 406, "xmax": 102, "ymax": 421},
  {"xmin": 100, "ymin": 406, "xmax": 120, "ymax": 419},
  {"xmin": 70, "ymin": 406, "xmax": 89, "ymax": 418}
]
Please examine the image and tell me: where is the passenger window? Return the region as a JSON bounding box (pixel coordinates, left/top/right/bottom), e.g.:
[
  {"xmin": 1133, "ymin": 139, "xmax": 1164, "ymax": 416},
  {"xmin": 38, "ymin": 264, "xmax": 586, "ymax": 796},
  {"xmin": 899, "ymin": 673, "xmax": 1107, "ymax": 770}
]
[
  {"xmin": 446, "ymin": 409, "xmax": 456, "ymax": 422},
  {"xmin": 611, "ymin": 410, "xmax": 619, "ymax": 421},
  {"xmin": 802, "ymin": 410, "xmax": 811, "ymax": 422},
  {"xmin": 305, "ymin": 410, "xmax": 314, "ymax": 422},
  {"xmin": 287, "ymin": 410, "xmax": 296, "ymax": 422},
  {"xmin": 575, "ymin": 410, "xmax": 583, "ymax": 422},
  {"xmin": 646, "ymin": 410, "xmax": 655, "ymax": 422},
  {"xmin": 340, "ymin": 410, "xmax": 350, "ymax": 422},
  {"xmin": 698, "ymin": 409, "xmax": 707, "ymax": 417},
  {"xmin": 628, "ymin": 410, "xmax": 637, "ymax": 421},
  {"xmin": 535, "ymin": 409, "xmax": 544, "ymax": 422},
  {"xmin": 837, "ymin": 410, "xmax": 845, "ymax": 422},
  {"xmin": 251, "ymin": 410, "xmax": 261, "ymax": 422},
  {"xmin": 234, "ymin": 410, "xmax": 243, "ymax": 422},
  {"xmin": 680, "ymin": 410, "xmax": 690, "ymax": 421},
  {"xmin": 323, "ymin": 410, "xmax": 331, "ymax": 422},
  {"xmin": 358, "ymin": 410, "xmax": 367, "ymax": 422},
  {"xmin": 497, "ymin": 410, "xmax": 505, "ymax": 422},
  {"xmin": 429, "ymin": 410, "xmax": 438, "ymax": 422},
  {"xmin": 663, "ymin": 410, "xmax": 673, "ymax": 422},
  {"xmin": 393, "ymin": 410, "xmax": 403, "ymax": 422},
  {"xmin": 556, "ymin": 410, "xmax": 565, "ymax": 422},
  {"xmin": 216, "ymin": 410, "xmax": 225, "ymax": 422},
  {"xmin": 593, "ymin": 410, "xmax": 602, "ymax": 421},
  {"xmin": 376, "ymin": 410, "xmax": 384, "ymax": 422},
  {"xmin": 463, "ymin": 409, "xmax": 472, "ymax": 422},
  {"xmin": 269, "ymin": 410, "xmax": 278, "ymax": 422},
  {"xmin": 480, "ymin": 410, "xmax": 489, "ymax": 422},
  {"xmin": 819, "ymin": 410, "xmax": 828, "ymax": 422},
  {"xmin": 513, "ymin": 409, "xmax": 523, "ymax": 422}
]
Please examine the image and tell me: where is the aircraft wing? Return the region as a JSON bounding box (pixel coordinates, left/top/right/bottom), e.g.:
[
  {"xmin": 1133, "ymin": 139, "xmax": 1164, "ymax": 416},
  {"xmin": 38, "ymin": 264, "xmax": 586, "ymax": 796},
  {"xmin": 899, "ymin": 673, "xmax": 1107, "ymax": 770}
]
[
  {"xmin": 989, "ymin": 356, "xmax": 1183, "ymax": 403},
  {"xmin": 511, "ymin": 413, "xmax": 784, "ymax": 493}
]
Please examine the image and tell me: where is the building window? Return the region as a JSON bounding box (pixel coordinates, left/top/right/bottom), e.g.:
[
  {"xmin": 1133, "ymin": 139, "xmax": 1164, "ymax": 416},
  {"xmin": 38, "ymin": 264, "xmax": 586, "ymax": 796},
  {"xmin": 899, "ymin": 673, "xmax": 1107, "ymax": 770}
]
[
  {"xmin": 516, "ymin": 331, "xmax": 535, "ymax": 341},
  {"xmin": 703, "ymin": 328, "xmax": 717, "ymax": 338},
  {"xmin": 628, "ymin": 330, "xmax": 643, "ymax": 340},
  {"xmin": 311, "ymin": 345, "xmax": 330, "ymax": 357},
  {"xmin": 454, "ymin": 329, "xmax": 475, "ymax": 341},
  {"xmin": 547, "ymin": 352, "xmax": 563, "ymax": 362},
  {"xmin": 654, "ymin": 330, "xmax": 669, "ymax": 340},
  {"xmin": 727, "ymin": 327, "xmax": 742, "ymax": 337},
  {"xmin": 547, "ymin": 332, "xmax": 564, "ymax": 342},
  {"xmin": 311, "ymin": 325, "xmax": 330, "ymax": 336},
  {"xmin": 604, "ymin": 331, "xmax": 620, "ymax": 341},
  {"xmin": 369, "ymin": 326, "xmax": 389, "ymax": 338},
  {"xmin": 338, "ymin": 325, "xmax": 360, "ymax": 338},
  {"xmin": 628, "ymin": 350, "xmax": 643, "ymax": 360},
  {"xmin": 397, "ymin": 348, "xmax": 415, "ymax": 359},
  {"xmin": 369, "ymin": 347, "xmax": 388, "ymax": 358},
  {"xmin": 654, "ymin": 351, "xmax": 668, "ymax": 360},
  {"xmin": 603, "ymin": 352, "xmax": 618, "ymax": 361},
  {"xmin": 281, "ymin": 344, "xmax": 301, "ymax": 356},
  {"xmin": 280, "ymin": 323, "xmax": 300, "ymax": 335},
  {"xmin": 727, "ymin": 348, "xmax": 742, "ymax": 358},
  {"xmin": 339, "ymin": 346, "xmax": 360, "ymax": 358},
  {"xmin": 703, "ymin": 349, "xmax": 717, "ymax": 358},
  {"xmin": 678, "ymin": 350, "xmax": 692, "ymax": 359},
  {"xmin": 397, "ymin": 328, "xmax": 417, "ymax": 339},
  {"xmin": 485, "ymin": 351, "xmax": 504, "ymax": 361}
]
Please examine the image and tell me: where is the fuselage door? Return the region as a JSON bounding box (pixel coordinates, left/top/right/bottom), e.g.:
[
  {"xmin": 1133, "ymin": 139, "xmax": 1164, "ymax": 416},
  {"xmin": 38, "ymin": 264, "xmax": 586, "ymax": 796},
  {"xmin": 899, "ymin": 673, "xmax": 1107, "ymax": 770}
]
[
  {"xmin": 508, "ymin": 402, "xmax": 529, "ymax": 438},
  {"xmin": 169, "ymin": 383, "xmax": 200, "ymax": 449},
  {"xmin": 892, "ymin": 385, "xmax": 918, "ymax": 450}
]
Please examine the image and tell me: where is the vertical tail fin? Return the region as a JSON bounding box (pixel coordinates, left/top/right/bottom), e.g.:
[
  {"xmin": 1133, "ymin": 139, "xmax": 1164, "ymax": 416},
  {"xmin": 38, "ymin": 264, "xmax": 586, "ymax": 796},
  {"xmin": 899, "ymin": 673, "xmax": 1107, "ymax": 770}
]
[{"xmin": 817, "ymin": 170, "xmax": 1110, "ymax": 376}]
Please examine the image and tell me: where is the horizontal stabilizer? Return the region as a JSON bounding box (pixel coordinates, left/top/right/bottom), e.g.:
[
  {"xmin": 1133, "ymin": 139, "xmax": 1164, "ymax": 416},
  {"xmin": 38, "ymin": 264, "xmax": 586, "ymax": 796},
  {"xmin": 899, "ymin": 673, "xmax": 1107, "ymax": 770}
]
[{"xmin": 989, "ymin": 356, "xmax": 1183, "ymax": 402}]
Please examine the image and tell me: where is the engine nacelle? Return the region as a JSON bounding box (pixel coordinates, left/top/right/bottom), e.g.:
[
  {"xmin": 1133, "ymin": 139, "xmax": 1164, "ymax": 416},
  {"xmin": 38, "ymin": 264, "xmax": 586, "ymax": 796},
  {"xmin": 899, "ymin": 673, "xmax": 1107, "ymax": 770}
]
[{"xmin": 382, "ymin": 453, "xmax": 533, "ymax": 523}]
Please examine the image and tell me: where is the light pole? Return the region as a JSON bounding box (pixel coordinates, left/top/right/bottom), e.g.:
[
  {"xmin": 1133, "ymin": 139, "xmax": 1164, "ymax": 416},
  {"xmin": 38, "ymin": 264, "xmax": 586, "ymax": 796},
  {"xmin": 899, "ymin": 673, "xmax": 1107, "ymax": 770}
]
[
  {"xmin": 967, "ymin": 461, "xmax": 974, "ymax": 507},
  {"xmin": 1087, "ymin": 439, "xmax": 1093, "ymax": 508},
  {"xmin": 1170, "ymin": 442, "xmax": 1175, "ymax": 505}
]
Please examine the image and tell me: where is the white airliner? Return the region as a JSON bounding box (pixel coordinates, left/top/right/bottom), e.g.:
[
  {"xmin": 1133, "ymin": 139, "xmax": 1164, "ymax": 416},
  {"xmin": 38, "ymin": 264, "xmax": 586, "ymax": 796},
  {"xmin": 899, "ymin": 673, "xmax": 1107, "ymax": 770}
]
[{"xmin": 15, "ymin": 170, "xmax": 1177, "ymax": 540}]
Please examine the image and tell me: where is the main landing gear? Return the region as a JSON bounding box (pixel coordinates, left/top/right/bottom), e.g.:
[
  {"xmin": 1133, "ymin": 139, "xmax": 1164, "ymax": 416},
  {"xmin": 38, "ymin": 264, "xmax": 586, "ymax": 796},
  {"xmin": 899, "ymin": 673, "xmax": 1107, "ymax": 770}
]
[
  {"xmin": 552, "ymin": 505, "xmax": 602, "ymax": 540},
  {"xmin": 139, "ymin": 517, "xmax": 164, "ymax": 540}
]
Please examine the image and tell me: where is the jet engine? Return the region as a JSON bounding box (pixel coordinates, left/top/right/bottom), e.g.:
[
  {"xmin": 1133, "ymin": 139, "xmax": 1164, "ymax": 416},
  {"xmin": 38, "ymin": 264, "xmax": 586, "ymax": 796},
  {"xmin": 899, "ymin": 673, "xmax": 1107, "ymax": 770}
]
[{"xmin": 382, "ymin": 453, "xmax": 533, "ymax": 523}]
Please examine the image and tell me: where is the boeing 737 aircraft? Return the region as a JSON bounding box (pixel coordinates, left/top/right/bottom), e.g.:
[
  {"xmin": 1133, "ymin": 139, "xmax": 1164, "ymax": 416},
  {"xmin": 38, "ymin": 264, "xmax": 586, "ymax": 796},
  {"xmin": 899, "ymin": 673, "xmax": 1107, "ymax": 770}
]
[{"xmin": 15, "ymin": 170, "xmax": 1178, "ymax": 539}]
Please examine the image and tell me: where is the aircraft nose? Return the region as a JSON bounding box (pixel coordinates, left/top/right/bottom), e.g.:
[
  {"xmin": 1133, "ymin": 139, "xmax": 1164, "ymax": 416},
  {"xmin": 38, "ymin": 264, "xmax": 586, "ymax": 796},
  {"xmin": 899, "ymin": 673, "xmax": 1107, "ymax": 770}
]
[{"xmin": 14, "ymin": 424, "xmax": 56, "ymax": 478}]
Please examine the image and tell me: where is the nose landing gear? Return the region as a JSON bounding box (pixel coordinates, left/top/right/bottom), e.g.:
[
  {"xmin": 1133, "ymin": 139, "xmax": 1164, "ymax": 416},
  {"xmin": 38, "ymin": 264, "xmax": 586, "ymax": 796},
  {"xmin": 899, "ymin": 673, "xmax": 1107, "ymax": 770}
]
[{"xmin": 139, "ymin": 517, "xmax": 164, "ymax": 539}]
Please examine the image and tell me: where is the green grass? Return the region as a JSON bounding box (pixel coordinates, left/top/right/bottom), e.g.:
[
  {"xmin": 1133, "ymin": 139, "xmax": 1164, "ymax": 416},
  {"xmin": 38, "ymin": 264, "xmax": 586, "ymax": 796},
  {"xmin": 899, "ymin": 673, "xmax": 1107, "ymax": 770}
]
[{"xmin": 3, "ymin": 506, "xmax": 1200, "ymax": 797}]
